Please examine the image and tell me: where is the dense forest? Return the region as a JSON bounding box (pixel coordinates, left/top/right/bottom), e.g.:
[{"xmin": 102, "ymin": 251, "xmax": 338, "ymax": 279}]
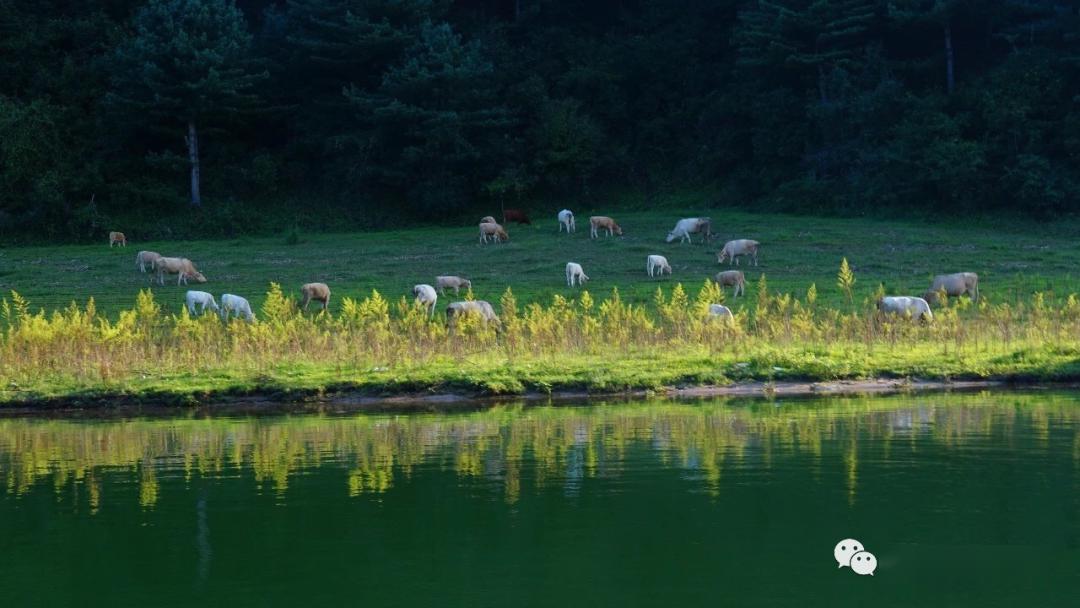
[{"xmin": 1, "ymin": 0, "xmax": 1078, "ymax": 240}]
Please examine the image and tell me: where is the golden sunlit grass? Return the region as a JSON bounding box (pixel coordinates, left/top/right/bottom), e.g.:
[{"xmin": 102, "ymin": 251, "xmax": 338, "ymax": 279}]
[{"xmin": 3, "ymin": 275, "xmax": 1080, "ymax": 405}]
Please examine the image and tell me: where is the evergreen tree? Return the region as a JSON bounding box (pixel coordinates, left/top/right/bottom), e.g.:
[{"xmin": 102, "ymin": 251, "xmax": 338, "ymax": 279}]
[
  {"xmin": 345, "ymin": 21, "xmax": 510, "ymax": 213},
  {"xmin": 106, "ymin": 0, "xmax": 266, "ymax": 206}
]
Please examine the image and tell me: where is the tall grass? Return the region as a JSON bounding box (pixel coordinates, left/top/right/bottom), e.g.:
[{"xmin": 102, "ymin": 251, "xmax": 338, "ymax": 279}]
[{"xmin": 3, "ymin": 281, "xmax": 1080, "ymax": 401}]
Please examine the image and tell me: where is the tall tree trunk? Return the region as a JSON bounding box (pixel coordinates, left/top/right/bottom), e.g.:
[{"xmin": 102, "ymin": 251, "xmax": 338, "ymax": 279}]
[
  {"xmin": 944, "ymin": 23, "xmax": 955, "ymax": 94},
  {"xmin": 186, "ymin": 120, "xmax": 202, "ymax": 207},
  {"xmin": 817, "ymin": 64, "xmax": 828, "ymax": 104}
]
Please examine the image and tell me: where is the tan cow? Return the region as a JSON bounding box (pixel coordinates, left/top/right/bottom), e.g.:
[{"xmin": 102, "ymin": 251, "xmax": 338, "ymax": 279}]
[
  {"xmin": 922, "ymin": 272, "xmax": 979, "ymax": 305},
  {"xmin": 716, "ymin": 239, "xmax": 760, "ymax": 266},
  {"xmin": 135, "ymin": 250, "xmax": 162, "ymax": 273},
  {"xmin": 155, "ymin": 257, "xmax": 206, "ymax": 286},
  {"xmin": 479, "ymin": 222, "xmax": 509, "ymax": 243},
  {"xmin": 713, "ymin": 270, "xmax": 746, "ymax": 297},
  {"xmin": 300, "ymin": 283, "xmax": 331, "ymax": 311},
  {"xmin": 589, "ymin": 216, "xmax": 622, "ymax": 238},
  {"xmin": 435, "ymin": 276, "xmax": 472, "ymax": 295},
  {"xmin": 109, "ymin": 231, "xmax": 127, "ymax": 247}
]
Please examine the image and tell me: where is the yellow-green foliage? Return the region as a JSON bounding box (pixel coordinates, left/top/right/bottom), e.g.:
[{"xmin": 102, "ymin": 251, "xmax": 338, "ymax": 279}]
[
  {"xmin": 4, "ymin": 282, "xmax": 1080, "ymax": 399},
  {"xmin": 838, "ymin": 258, "xmax": 856, "ymax": 304}
]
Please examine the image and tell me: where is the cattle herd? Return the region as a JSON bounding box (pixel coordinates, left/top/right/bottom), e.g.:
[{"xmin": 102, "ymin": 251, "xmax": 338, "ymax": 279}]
[{"xmin": 112, "ymin": 209, "xmax": 979, "ymax": 329}]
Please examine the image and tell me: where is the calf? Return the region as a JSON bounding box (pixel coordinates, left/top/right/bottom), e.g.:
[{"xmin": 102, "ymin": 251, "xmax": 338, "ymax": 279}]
[{"xmin": 589, "ymin": 216, "xmax": 622, "ymax": 238}]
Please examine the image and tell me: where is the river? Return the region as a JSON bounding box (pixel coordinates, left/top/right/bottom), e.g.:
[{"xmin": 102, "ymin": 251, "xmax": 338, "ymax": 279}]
[{"xmin": 1, "ymin": 392, "xmax": 1078, "ymax": 606}]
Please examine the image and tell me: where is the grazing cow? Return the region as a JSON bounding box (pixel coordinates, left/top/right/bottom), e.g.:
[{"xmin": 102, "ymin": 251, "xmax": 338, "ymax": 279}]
[
  {"xmin": 185, "ymin": 291, "xmax": 219, "ymax": 316},
  {"xmin": 413, "ymin": 284, "xmax": 438, "ymax": 318},
  {"xmin": 446, "ymin": 300, "xmax": 501, "ymax": 332},
  {"xmin": 923, "ymin": 272, "xmax": 979, "ymax": 305},
  {"xmin": 565, "ymin": 262, "xmax": 589, "ymax": 286},
  {"xmin": 220, "ymin": 294, "xmax": 256, "ymax": 322},
  {"xmin": 716, "ymin": 239, "xmax": 760, "ymax": 266},
  {"xmin": 435, "ymin": 276, "xmax": 472, "ymax": 295},
  {"xmin": 479, "ymin": 222, "xmax": 509, "ymax": 243},
  {"xmin": 647, "ymin": 255, "xmax": 672, "ymax": 278},
  {"xmin": 558, "ymin": 209, "xmax": 575, "ymax": 233},
  {"xmin": 479, "ymin": 216, "xmax": 497, "ymax": 225},
  {"xmin": 109, "ymin": 232, "xmax": 126, "ymax": 247},
  {"xmin": 708, "ymin": 304, "xmax": 734, "ymax": 321},
  {"xmin": 135, "ymin": 250, "xmax": 162, "ymax": 273},
  {"xmin": 876, "ymin": 296, "xmax": 933, "ymax": 321},
  {"xmin": 713, "ymin": 270, "xmax": 746, "ymax": 297},
  {"xmin": 666, "ymin": 217, "xmax": 712, "ymax": 244},
  {"xmin": 589, "ymin": 216, "xmax": 622, "ymax": 238},
  {"xmin": 503, "ymin": 209, "xmax": 531, "ymax": 225},
  {"xmin": 300, "ymin": 282, "xmax": 331, "ymax": 311},
  {"xmin": 155, "ymin": 257, "xmax": 207, "ymax": 286}
]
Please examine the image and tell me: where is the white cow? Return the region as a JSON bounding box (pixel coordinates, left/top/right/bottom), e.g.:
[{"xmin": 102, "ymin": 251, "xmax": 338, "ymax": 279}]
[
  {"xmin": 446, "ymin": 300, "xmax": 501, "ymax": 332},
  {"xmin": 413, "ymin": 284, "xmax": 438, "ymax": 318},
  {"xmin": 565, "ymin": 262, "xmax": 589, "ymax": 287},
  {"xmin": 876, "ymin": 296, "xmax": 933, "ymax": 321},
  {"xmin": 666, "ymin": 217, "xmax": 711, "ymax": 244},
  {"xmin": 185, "ymin": 291, "xmax": 219, "ymax": 316},
  {"xmin": 647, "ymin": 255, "xmax": 672, "ymax": 277},
  {"xmin": 708, "ymin": 304, "xmax": 734, "ymax": 321},
  {"xmin": 558, "ymin": 209, "xmax": 576, "ymax": 233},
  {"xmin": 220, "ymin": 294, "xmax": 255, "ymax": 322}
]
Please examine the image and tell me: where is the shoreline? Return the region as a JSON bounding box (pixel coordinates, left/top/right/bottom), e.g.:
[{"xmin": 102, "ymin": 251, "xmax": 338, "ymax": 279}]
[{"xmin": 0, "ymin": 377, "xmax": 1059, "ymax": 418}]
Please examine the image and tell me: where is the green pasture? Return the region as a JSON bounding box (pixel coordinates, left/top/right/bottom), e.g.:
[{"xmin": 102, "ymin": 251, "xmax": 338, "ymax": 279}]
[{"xmin": 1, "ymin": 210, "xmax": 1076, "ymax": 318}]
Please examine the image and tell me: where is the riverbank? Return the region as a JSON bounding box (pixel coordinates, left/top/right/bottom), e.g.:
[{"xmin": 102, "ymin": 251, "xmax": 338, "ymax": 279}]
[{"xmin": 2, "ymin": 348, "xmax": 1075, "ymax": 415}]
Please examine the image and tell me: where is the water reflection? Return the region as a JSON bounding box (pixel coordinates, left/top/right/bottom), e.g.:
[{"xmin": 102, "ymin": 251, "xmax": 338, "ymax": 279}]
[{"xmin": 1, "ymin": 392, "xmax": 1078, "ymax": 510}]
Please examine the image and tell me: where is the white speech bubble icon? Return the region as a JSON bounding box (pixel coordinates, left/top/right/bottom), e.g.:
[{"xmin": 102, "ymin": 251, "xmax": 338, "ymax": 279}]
[
  {"xmin": 850, "ymin": 550, "xmax": 877, "ymax": 576},
  {"xmin": 833, "ymin": 538, "xmax": 864, "ymax": 568}
]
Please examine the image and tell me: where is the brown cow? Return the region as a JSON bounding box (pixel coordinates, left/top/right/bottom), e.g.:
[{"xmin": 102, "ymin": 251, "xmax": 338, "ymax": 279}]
[{"xmin": 502, "ymin": 209, "xmax": 531, "ymax": 225}]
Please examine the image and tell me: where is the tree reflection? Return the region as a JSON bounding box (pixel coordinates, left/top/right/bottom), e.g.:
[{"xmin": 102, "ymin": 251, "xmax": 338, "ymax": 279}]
[{"xmin": 2, "ymin": 393, "xmax": 1078, "ymax": 510}]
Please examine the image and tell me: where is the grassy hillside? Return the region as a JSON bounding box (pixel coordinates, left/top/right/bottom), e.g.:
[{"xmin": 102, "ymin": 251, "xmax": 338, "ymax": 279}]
[{"xmin": 0, "ymin": 210, "xmax": 1076, "ymax": 318}]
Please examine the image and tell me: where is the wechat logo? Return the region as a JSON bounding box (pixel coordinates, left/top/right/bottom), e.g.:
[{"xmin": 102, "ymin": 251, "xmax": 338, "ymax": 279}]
[{"xmin": 834, "ymin": 538, "xmax": 877, "ymax": 576}]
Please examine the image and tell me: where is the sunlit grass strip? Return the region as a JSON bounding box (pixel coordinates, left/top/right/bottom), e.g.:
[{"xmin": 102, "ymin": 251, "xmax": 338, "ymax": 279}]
[{"xmin": 3, "ymin": 282, "xmax": 1080, "ymax": 404}]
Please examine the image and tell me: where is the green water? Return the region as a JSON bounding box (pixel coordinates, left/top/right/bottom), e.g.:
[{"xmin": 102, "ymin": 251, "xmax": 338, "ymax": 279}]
[{"xmin": 1, "ymin": 393, "xmax": 1079, "ymax": 607}]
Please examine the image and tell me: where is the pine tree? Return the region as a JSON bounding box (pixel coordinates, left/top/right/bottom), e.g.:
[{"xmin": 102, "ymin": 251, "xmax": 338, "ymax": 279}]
[
  {"xmin": 794, "ymin": 0, "xmax": 877, "ymax": 102},
  {"xmin": 888, "ymin": 0, "xmax": 977, "ymax": 94},
  {"xmin": 106, "ymin": 0, "xmax": 267, "ymax": 207},
  {"xmin": 345, "ymin": 21, "xmax": 511, "ymax": 213}
]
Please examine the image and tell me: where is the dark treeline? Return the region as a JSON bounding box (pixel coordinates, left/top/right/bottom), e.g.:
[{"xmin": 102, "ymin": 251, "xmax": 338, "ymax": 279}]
[{"xmin": 2, "ymin": 0, "xmax": 1079, "ymax": 240}]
